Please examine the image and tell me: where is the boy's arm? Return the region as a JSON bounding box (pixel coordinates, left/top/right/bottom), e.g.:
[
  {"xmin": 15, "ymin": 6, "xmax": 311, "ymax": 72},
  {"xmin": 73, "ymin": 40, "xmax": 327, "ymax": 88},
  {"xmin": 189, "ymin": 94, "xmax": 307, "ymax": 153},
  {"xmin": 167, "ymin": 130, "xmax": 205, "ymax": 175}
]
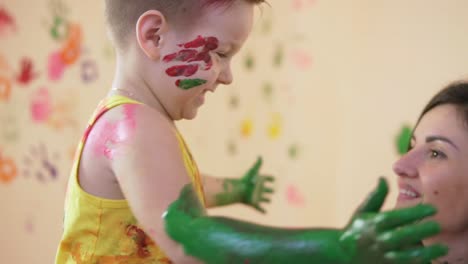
[
  {"xmin": 111, "ymin": 105, "xmax": 206, "ymax": 264},
  {"xmin": 165, "ymin": 179, "xmax": 448, "ymax": 264},
  {"xmin": 202, "ymin": 157, "xmax": 274, "ymax": 212}
]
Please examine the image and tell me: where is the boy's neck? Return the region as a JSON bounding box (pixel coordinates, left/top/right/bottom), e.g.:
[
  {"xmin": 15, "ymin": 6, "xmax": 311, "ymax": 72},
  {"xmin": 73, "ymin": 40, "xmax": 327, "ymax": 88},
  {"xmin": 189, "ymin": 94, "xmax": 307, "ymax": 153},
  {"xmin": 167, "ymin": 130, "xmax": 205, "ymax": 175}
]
[
  {"xmin": 110, "ymin": 55, "xmax": 173, "ymax": 122},
  {"xmin": 424, "ymin": 228, "xmax": 468, "ymax": 263}
]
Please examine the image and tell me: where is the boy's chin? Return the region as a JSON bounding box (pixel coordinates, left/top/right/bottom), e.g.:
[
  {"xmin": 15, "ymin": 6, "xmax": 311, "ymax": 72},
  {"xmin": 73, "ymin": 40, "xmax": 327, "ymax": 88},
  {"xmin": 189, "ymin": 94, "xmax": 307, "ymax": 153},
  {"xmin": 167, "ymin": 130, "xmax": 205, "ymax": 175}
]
[{"xmin": 182, "ymin": 109, "xmax": 199, "ymax": 120}]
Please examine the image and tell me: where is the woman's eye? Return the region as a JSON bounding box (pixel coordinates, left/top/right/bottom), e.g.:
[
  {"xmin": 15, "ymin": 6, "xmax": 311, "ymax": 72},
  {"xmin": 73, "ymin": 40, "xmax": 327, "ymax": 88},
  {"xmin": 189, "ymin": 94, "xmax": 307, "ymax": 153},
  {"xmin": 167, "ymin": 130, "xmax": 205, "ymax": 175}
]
[{"xmin": 430, "ymin": 149, "xmax": 446, "ymax": 159}]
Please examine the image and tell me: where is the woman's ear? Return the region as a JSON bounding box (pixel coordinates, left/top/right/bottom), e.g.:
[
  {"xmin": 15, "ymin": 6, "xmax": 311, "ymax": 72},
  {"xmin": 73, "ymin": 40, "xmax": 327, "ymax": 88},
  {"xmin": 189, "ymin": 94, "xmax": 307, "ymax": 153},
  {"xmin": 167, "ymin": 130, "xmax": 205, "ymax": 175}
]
[{"xmin": 136, "ymin": 10, "xmax": 168, "ymax": 60}]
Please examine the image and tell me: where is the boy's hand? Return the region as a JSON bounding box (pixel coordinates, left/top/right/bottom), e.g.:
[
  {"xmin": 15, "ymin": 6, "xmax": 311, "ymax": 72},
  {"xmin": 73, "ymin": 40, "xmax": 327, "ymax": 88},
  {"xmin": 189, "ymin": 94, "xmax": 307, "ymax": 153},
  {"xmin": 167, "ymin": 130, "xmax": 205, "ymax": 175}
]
[
  {"xmin": 240, "ymin": 157, "xmax": 275, "ymax": 213},
  {"xmin": 339, "ymin": 178, "xmax": 448, "ymax": 264}
]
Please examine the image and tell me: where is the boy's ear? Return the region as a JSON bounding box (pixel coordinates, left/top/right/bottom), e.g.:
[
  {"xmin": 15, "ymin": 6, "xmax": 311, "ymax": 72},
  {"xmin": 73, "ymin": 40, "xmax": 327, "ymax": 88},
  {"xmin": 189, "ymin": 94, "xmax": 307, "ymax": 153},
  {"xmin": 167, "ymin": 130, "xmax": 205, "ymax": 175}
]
[{"xmin": 136, "ymin": 10, "xmax": 168, "ymax": 60}]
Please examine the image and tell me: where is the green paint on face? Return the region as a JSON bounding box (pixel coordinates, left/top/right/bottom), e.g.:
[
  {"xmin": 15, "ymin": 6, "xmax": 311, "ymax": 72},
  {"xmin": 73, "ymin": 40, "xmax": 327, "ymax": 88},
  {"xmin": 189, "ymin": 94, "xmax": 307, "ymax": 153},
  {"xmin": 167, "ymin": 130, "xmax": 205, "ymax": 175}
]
[
  {"xmin": 396, "ymin": 124, "xmax": 412, "ymax": 155},
  {"xmin": 177, "ymin": 79, "xmax": 207, "ymax": 90}
]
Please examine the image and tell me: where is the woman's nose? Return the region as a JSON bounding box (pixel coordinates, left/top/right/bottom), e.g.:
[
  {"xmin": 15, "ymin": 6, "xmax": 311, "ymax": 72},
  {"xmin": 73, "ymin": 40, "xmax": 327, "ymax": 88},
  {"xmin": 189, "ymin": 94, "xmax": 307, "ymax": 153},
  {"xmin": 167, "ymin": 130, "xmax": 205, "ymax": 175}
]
[{"xmin": 393, "ymin": 152, "xmax": 419, "ymax": 178}]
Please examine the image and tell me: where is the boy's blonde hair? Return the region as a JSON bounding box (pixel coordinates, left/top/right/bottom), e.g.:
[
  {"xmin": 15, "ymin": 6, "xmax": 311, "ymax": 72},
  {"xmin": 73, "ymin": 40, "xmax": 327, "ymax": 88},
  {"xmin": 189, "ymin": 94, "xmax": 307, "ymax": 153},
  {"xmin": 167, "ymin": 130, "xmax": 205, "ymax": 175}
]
[{"xmin": 105, "ymin": 0, "xmax": 265, "ymax": 51}]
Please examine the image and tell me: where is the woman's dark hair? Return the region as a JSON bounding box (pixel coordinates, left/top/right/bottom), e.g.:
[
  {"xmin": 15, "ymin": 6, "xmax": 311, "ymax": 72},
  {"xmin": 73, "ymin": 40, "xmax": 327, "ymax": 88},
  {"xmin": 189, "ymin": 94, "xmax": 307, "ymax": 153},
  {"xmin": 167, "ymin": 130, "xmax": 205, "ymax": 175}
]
[
  {"xmin": 406, "ymin": 80, "xmax": 468, "ymax": 153},
  {"xmin": 417, "ymin": 80, "xmax": 468, "ymax": 127}
]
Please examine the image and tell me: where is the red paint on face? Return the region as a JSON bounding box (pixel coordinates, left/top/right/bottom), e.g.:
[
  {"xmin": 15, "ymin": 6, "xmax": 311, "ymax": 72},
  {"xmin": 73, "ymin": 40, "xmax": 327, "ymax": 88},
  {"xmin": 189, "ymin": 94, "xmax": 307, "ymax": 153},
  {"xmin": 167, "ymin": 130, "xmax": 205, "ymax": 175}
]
[
  {"xmin": 178, "ymin": 35, "xmax": 206, "ymax": 49},
  {"xmin": 164, "ymin": 35, "xmax": 219, "ymax": 88},
  {"xmin": 16, "ymin": 58, "xmax": 38, "ymax": 85},
  {"xmin": 166, "ymin": 64, "xmax": 199, "ymax": 77},
  {"xmin": 204, "ymin": 37, "xmax": 219, "ymax": 50},
  {"xmin": 163, "ymin": 49, "xmax": 198, "ymax": 63}
]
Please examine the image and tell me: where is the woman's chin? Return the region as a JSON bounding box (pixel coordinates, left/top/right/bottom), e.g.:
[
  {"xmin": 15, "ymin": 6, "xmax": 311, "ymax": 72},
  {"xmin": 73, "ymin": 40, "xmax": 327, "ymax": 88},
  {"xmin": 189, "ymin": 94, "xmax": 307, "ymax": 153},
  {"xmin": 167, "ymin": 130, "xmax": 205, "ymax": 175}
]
[{"xmin": 395, "ymin": 198, "xmax": 422, "ymax": 209}]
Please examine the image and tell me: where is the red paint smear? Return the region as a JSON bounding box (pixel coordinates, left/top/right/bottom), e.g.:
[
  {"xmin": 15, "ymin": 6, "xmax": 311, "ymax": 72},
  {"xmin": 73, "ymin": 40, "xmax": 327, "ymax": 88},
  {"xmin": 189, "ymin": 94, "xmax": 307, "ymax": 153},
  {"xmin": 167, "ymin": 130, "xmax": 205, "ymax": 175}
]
[
  {"xmin": 166, "ymin": 64, "xmax": 199, "ymax": 77},
  {"xmin": 178, "ymin": 35, "xmax": 206, "ymax": 49},
  {"xmin": 286, "ymin": 185, "xmax": 305, "ymax": 206},
  {"xmin": 31, "ymin": 88, "xmax": 52, "ymax": 122},
  {"xmin": 94, "ymin": 121, "xmax": 118, "ymax": 159},
  {"xmin": 16, "ymin": 58, "xmax": 38, "ymax": 85},
  {"xmin": 122, "ymin": 104, "xmax": 137, "ymax": 130},
  {"xmin": 83, "ymin": 107, "xmax": 109, "ymax": 140},
  {"xmin": 165, "ymin": 35, "xmax": 218, "ymax": 80},
  {"xmin": 48, "ymin": 51, "xmax": 66, "ymax": 81},
  {"xmin": 126, "ymin": 225, "xmax": 154, "ymax": 258},
  {"xmin": 0, "ymin": 8, "xmax": 16, "ymax": 33},
  {"xmin": 92, "ymin": 104, "xmax": 138, "ymax": 160},
  {"xmin": 204, "ymin": 37, "xmax": 219, "ymax": 51},
  {"xmin": 292, "ymin": 51, "xmax": 313, "ymax": 70},
  {"xmin": 163, "ymin": 49, "xmax": 198, "ymax": 63},
  {"xmin": 192, "ymin": 52, "xmax": 213, "ymax": 70}
]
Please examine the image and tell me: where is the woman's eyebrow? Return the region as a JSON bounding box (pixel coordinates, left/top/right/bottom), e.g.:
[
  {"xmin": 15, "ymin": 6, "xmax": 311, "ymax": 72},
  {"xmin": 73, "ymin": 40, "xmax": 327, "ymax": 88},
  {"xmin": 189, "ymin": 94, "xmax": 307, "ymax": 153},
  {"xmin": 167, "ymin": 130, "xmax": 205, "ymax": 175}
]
[{"xmin": 426, "ymin": 135, "xmax": 460, "ymax": 151}]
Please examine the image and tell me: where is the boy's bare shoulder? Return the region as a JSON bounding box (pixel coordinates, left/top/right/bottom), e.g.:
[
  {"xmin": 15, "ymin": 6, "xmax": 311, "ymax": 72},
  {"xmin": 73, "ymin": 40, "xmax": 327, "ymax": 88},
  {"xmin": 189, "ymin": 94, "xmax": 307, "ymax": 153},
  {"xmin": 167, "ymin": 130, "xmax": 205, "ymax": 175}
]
[{"xmin": 108, "ymin": 103, "xmax": 187, "ymax": 177}]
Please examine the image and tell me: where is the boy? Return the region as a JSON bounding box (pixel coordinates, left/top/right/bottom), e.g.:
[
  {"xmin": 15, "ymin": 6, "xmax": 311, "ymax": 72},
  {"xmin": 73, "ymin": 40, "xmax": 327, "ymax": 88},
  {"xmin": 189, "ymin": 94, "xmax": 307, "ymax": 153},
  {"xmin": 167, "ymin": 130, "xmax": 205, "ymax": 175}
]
[{"xmin": 56, "ymin": 0, "xmax": 447, "ymax": 263}]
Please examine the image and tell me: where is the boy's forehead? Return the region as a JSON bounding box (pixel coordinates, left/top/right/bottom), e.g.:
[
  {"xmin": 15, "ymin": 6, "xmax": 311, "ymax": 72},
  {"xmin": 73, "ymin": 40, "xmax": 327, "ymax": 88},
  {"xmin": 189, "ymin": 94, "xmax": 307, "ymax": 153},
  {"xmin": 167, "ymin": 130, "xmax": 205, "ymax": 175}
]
[{"xmin": 194, "ymin": 2, "xmax": 254, "ymax": 44}]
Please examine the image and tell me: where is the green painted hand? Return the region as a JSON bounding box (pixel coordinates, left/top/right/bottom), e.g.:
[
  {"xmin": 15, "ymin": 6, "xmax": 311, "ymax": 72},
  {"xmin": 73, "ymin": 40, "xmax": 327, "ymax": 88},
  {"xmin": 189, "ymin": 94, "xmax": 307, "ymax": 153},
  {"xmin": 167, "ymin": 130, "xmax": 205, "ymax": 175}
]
[
  {"xmin": 239, "ymin": 157, "xmax": 274, "ymax": 213},
  {"xmin": 338, "ymin": 178, "xmax": 448, "ymax": 264},
  {"xmin": 164, "ymin": 179, "xmax": 447, "ymax": 264}
]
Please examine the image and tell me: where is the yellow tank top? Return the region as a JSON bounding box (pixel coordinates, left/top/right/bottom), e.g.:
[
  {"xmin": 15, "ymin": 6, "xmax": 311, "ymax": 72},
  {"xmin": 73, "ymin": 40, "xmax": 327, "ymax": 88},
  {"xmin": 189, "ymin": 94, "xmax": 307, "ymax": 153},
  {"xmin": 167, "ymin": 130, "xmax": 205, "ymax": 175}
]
[{"xmin": 55, "ymin": 95, "xmax": 206, "ymax": 264}]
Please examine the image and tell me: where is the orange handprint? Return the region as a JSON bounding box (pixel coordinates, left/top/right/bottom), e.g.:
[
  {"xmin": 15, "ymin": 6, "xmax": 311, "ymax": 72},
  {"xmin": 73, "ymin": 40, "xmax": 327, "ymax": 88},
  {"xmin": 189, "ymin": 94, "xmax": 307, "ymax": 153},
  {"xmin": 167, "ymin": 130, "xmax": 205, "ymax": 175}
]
[
  {"xmin": 60, "ymin": 23, "xmax": 82, "ymax": 65},
  {"xmin": 0, "ymin": 76, "xmax": 11, "ymax": 101},
  {"xmin": 0, "ymin": 152, "xmax": 18, "ymax": 184}
]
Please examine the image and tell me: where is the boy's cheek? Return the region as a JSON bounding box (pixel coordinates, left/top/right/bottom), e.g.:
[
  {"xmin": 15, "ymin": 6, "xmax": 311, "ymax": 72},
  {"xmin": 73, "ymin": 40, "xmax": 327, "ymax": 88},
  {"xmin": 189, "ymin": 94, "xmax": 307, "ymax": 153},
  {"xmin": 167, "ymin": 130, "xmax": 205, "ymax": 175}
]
[{"xmin": 162, "ymin": 35, "xmax": 220, "ymax": 90}]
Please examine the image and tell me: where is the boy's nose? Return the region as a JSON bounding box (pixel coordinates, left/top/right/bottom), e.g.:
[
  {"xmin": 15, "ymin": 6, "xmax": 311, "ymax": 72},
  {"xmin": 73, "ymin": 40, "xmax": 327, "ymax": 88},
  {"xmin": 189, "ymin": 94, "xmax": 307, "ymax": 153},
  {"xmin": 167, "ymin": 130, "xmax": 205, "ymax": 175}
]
[{"xmin": 217, "ymin": 66, "xmax": 233, "ymax": 85}]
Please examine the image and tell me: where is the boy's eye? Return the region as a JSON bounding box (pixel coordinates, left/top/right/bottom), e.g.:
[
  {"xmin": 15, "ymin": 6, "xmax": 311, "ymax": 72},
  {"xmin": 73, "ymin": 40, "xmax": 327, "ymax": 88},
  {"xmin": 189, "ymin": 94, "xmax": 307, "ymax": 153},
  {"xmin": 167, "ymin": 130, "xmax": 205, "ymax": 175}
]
[{"xmin": 216, "ymin": 52, "xmax": 228, "ymax": 58}]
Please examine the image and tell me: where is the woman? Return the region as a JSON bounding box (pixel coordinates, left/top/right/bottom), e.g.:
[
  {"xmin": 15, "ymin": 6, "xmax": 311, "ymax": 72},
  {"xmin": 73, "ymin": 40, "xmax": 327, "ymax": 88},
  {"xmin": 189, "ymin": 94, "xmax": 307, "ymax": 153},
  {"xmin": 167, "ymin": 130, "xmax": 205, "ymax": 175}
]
[{"xmin": 394, "ymin": 80, "xmax": 468, "ymax": 263}]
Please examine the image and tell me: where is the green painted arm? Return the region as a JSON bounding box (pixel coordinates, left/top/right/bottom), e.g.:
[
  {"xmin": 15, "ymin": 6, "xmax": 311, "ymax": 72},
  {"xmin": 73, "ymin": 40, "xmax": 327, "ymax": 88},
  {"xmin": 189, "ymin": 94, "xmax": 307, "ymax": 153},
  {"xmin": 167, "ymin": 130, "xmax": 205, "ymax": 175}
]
[
  {"xmin": 214, "ymin": 157, "xmax": 274, "ymax": 212},
  {"xmin": 164, "ymin": 178, "xmax": 447, "ymax": 264}
]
